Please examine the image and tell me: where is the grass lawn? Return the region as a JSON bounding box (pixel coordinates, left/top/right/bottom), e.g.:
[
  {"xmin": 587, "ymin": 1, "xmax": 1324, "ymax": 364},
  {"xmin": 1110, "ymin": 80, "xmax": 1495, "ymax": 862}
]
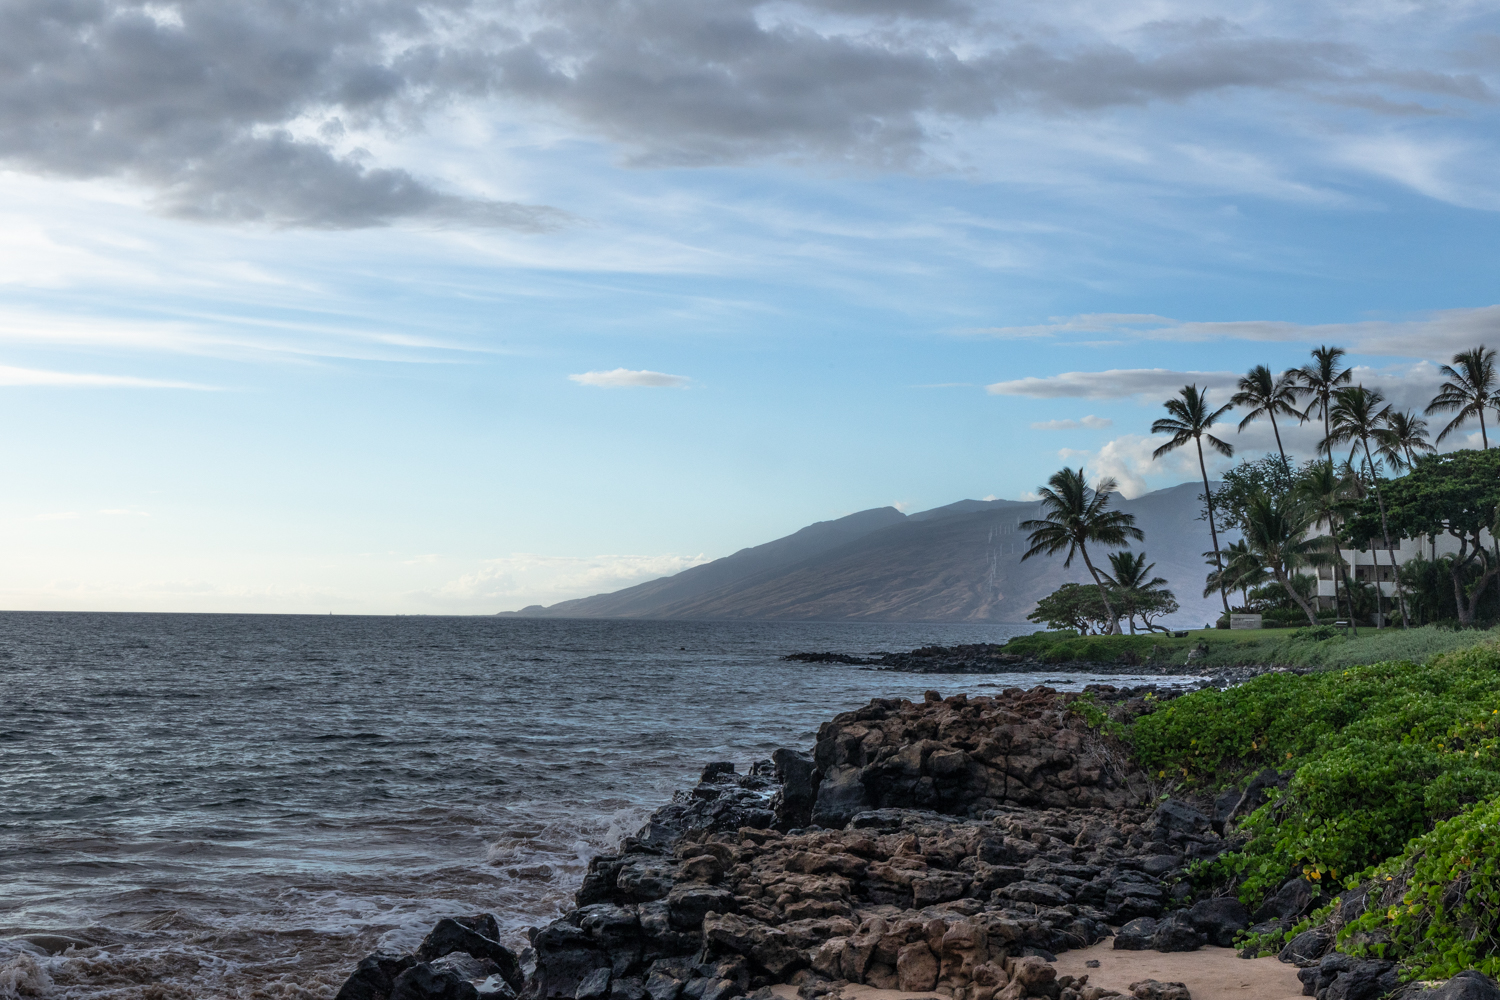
[{"xmin": 999, "ymin": 623, "xmax": 1500, "ymax": 668}]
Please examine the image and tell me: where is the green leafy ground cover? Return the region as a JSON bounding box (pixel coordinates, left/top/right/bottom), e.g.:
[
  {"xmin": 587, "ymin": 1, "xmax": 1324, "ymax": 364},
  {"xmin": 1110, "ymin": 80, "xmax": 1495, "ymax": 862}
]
[
  {"xmin": 1004, "ymin": 624, "xmax": 1500, "ymax": 669},
  {"xmin": 1118, "ymin": 642, "xmax": 1500, "ymax": 979}
]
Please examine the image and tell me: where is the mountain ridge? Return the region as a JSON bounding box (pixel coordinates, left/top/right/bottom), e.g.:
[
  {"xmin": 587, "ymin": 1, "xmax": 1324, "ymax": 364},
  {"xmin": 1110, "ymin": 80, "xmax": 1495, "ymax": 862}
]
[{"xmin": 500, "ymin": 481, "xmax": 1221, "ymax": 624}]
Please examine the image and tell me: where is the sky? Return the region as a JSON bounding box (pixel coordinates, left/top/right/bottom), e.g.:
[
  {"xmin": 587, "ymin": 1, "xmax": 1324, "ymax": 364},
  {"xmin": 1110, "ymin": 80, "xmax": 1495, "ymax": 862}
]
[{"xmin": 2, "ymin": 0, "xmax": 1500, "ymax": 614}]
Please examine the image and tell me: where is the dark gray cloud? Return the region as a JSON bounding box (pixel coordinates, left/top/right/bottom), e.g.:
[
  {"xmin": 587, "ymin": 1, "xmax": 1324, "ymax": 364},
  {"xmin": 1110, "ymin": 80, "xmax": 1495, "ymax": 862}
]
[{"xmin": 0, "ymin": 0, "xmax": 1487, "ymax": 227}]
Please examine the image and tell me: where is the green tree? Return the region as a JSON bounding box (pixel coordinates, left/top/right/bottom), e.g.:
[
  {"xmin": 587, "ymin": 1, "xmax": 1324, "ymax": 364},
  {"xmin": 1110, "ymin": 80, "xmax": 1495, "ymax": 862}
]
[
  {"xmin": 1020, "ymin": 468, "xmax": 1144, "ymax": 634},
  {"xmin": 1025, "ymin": 582, "xmax": 1112, "ymax": 634},
  {"xmin": 1376, "ymin": 409, "xmax": 1436, "ymax": 472},
  {"xmin": 1104, "ymin": 550, "xmax": 1177, "ymax": 633},
  {"xmin": 1232, "ymin": 364, "xmax": 1301, "ymax": 473},
  {"xmin": 1328, "ymin": 386, "xmax": 1409, "ymax": 628},
  {"xmin": 1296, "ymin": 345, "xmax": 1353, "ymax": 462},
  {"xmin": 1207, "ymin": 455, "xmax": 1295, "ymax": 534},
  {"xmin": 1426, "ymin": 346, "xmax": 1498, "ymax": 447},
  {"xmin": 1203, "ymin": 539, "xmax": 1270, "ymax": 609},
  {"xmin": 1239, "ymin": 493, "xmax": 1327, "ymax": 626},
  {"xmin": 1345, "ymin": 449, "xmax": 1500, "ymax": 625},
  {"xmin": 1152, "ymin": 384, "xmax": 1235, "ymax": 619}
]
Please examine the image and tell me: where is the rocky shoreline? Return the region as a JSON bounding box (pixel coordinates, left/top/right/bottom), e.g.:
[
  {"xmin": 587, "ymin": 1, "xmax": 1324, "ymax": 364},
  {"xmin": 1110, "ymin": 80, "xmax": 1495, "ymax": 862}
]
[{"xmin": 330, "ymin": 683, "xmax": 1491, "ymax": 1000}]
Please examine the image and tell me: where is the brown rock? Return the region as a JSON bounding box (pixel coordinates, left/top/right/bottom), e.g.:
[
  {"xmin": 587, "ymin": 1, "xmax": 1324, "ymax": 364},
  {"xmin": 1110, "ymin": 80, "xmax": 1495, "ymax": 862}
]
[{"xmin": 897, "ymin": 942, "xmax": 940, "ymax": 992}]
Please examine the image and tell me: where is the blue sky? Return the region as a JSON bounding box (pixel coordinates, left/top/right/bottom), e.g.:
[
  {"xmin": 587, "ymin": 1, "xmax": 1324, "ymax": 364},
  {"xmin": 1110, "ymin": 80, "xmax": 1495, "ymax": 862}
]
[{"xmin": 2, "ymin": 0, "xmax": 1499, "ymax": 612}]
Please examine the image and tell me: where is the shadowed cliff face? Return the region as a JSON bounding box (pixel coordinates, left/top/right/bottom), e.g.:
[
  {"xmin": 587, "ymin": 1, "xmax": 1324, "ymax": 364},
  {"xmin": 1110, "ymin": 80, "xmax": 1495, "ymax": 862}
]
[{"xmin": 504, "ymin": 483, "xmax": 1223, "ymax": 624}]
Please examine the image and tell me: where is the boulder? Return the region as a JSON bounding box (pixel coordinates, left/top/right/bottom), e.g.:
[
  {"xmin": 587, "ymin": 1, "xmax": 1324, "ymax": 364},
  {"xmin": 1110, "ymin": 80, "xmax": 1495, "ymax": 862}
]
[
  {"xmin": 418, "ymin": 917, "xmax": 523, "ymax": 991},
  {"xmin": 1254, "ymin": 879, "xmax": 1315, "ymax": 924},
  {"xmin": 1187, "ymin": 898, "xmax": 1250, "ymax": 949},
  {"xmin": 577, "ymin": 969, "xmax": 613, "ymax": 1000},
  {"xmin": 702, "ymin": 913, "xmax": 803, "ymax": 977},
  {"xmin": 1278, "ymin": 929, "xmax": 1332, "ymax": 967},
  {"xmin": 811, "ymin": 765, "xmax": 872, "ymax": 829},
  {"xmin": 336, "ymin": 952, "xmax": 419, "ymax": 1000},
  {"xmin": 391, "ymin": 964, "xmax": 481, "ymax": 1000},
  {"xmin": 1149, "ymin": 914, "xmax": 1204, "ymax": 954},
  {"xmin": 1323, "ymin": 961, "xmax": 1397, "ymax": 1000},
  {"xmin": 1153, "ymin": 801, "xmax": 1210, "ymax": 836},
  {"xmin": 1129, "ymin": 981, "xmax": 1191, "ymax": 1000},
  {"xmin": 1113, "ymin": 918, "xmax": 1158, "ymax": 951},
  {"xmin": 897, "ymin": 941, "xmax": 939, "ymax": 992},
  {"xmin": 1423, "ymin": 972, "xmax": 1500, "ymax": 1000}
]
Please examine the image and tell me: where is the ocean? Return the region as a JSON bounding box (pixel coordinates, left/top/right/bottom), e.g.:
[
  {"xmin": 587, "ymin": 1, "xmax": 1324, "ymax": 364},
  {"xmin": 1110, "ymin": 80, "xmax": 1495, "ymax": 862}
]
[{"xmin": 0, "ymin": 614, "xmax": 1168, "ymax": 999}]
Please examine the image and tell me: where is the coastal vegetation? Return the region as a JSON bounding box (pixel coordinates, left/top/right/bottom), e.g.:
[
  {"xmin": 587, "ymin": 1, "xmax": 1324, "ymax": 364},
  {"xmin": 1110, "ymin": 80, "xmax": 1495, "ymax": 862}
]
[{"xmin": 1114, "ymin": 642, "xmax": 1500, "ymax": 980}]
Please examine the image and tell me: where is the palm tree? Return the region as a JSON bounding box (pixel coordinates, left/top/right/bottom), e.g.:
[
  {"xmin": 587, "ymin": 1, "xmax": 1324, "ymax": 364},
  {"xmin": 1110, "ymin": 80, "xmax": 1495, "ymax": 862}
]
[
  {"xmin": 1294, "ymin": 460, "xmax": 1360, "ymax": 635},
  {"xmin": 1240, "ymin": 493, "xmax": 1328, "ymax": 627},
  {"xmin": 1021, "ymin": 468, "xmax": 1144, "ymax": 634},
  {"xmin": 1296, "ymin": 346, "xmax": 1353, "ymax": 461},
  {"xmin": 1152, "ymin": 385, "xmax": 1235, "ymax": 620},
  {"xmin": 1202, "ymin": 539, "xmax": 1270, "ymax": 609},
  {"xmin": 1375, "ymin": 410, "xmax": 1436, "ymax": 472},
  {"xmin": 1426, "ymin": 346, "xmax": 1498, "ymax": 447},
  {"xmin": 1232, "ymin": 364, "xmax": 1301, "ymax": 473},
  {"xmin": 1104, "ymin": 551, "xmax": 1172, "ymax": 634},
  {"xmin": 1328, "ymin": 386, "xmax": 1409, "ymax": 628}
]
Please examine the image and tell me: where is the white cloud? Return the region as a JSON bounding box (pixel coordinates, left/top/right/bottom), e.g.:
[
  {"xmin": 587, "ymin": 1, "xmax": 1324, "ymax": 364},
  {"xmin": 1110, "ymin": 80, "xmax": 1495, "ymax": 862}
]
[
  {"xmin": 988, "ymin": 369, "xmax": 1237, "ymax": 399},
  {"xmin": 0, "ymin": 365, "xmax": 213, "ymax": 389},
  {"xmin": 1059, "ymin": 433, "xmax": 1207, "ymax": 498},
  {"xmin": 1030, "ymin": 415, "xmax": 1113, "ymax": 430},
  {"xmin": 568, "ymin": 368, "xmax": 691, "ymax": 388}
]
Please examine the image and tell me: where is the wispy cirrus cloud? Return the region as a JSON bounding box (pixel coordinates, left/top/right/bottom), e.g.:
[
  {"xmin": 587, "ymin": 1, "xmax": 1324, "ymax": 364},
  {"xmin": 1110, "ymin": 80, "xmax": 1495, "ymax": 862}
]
[
  {"xmin": 568, "ymin": 368, "xmax": 691, "ymax": 388},
  {"xmin": 971, "ymin": 307, "xmax": 1500, "ymax": 361},
  {"xmin": 0, "ymin": 365, "xmax": 214, "ymax": 389},
  {"xmin": 988, "ymin": 368, "xmax": 1237, "ymax": 399},
  {"xmin": 1030, "ymin": 415, "xmax": 1113, "ymax": 430}
]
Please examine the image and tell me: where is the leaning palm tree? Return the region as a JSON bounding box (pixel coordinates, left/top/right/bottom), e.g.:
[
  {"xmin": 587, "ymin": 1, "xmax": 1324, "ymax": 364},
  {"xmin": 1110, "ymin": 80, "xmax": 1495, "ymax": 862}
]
[
  {"xmin": 1375, "ymin": 410, "xmax": 1436, "ymax": 472},
  {"xmin": 1240, "ymin": 493, "xmax": 1327, "ymax": 627},
  {"xmin": 1426, "ymin": 345, "xmax": 1498, "ymax": 447},
  {"xmin": 1021, "ymin": 468, "xmax": 1144, "ymax": 634},
  {"xmin": 1232, "ymin": 364, "xmax": 1301, "ymax": 473},
  {"xmin": 1152, "ymin": 385, "xmax": 1235, "ymax": 619},
  {"xmin": 1296, "ymin": 346, "xmax": 1353, "ymax": 461},
  {"xmin": 1328, "ymin": 386, "xmax": 1409, "ymax": 628},
  {"xmin": 1294, "ymin": 460, "xmax": 1360, "ymax": 635},
  {"xmin": 1104, "ymin": 550, "xmax": 1172, "ymax": 634}
]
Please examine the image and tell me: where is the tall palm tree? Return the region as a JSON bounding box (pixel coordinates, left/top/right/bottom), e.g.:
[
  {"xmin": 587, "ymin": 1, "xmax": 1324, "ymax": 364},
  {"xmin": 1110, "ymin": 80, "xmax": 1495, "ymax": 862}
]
[
  {"xmin": 1104, "ymin": 550, "xmax": 1171, "ymax": 634},
  {"xmin": 1328, "ymin": 386, "xmax": 1409, "ymax": 628},
  {"xmin": 1375, "ymin": 410, "xmax": 1436, "ymax": 472},
  {"xmin": 1294, "ymin": 460, "xmax": 1360, "ymax": 635},
  {"xmin": 1152, "ymin": 385, "xmax": 1235, "ymax": 620},
  {"xmin": 1240, "ymin": 493, "xmax": 1328, "ymax": 627},
  {"xmin": 1021, "ymin": 468, "xmax": 1144, "ymax": 634},
  {"xmin": 1232, "ymin": 364, "xmax": 1301, "ymax": 473},
  {"xmin": 1202, "ymin": 539, "xmax": 1270, "ymax": 609},
  {"xmin": 1296, "ymin": 346, "xmax": 1353, "ymax": 461},
  {"xmin": 1426, "ymin": 346, "xmax": 1498, "ymax": 447}
]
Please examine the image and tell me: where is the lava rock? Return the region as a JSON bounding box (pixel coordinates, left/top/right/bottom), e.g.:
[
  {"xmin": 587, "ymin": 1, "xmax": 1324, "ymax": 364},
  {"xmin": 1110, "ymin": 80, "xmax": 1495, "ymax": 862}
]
[
  {"xmin": 1153, "ymin": 800, "xmax": 1210, "ymax": 836},
  {"xmin": 1129, "ymin": 980, "xmax": 1192, "ymax": 1000},
  {"xmin": 336, "ymin": 952, "xmax": 420, "ymax": 1000},
  {"xmin": 1149, "ymin": 913, "xmax": 1205, "ymax": 953},
  {"xmin": 1279, "ymin": 929, "xmax": 1332, "ymax": 967},
  {"xmin": 1188, "ymin": 897, "xmax": 1250, "ymax": 949},
  {"xmin": 1113, "ymin": 918, "xmax": 1158, "ymax": 951},
  {"xmin": 1255, "ymin": 879, "xmax": 1315, "ymax": 924},
  {"xmin": 1422, "ymin": 972, "xmax": 1500, "ymax": 1000},
  {"xmin": 391, "ymin": 964, "xmax": 481, "ymax": 1000},
  {"xmin": 418, "ymin": 917, "xmax": 523, "ymax": 992},
  {"xmin": 1322, "ymin": 960, "xmax": 1397, "ymax": 1000}
]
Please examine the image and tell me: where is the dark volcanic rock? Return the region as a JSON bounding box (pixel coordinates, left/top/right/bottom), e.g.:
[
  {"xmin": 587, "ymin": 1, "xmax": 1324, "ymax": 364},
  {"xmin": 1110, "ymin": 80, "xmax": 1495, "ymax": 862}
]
[
  {"xmin": 336, "ymin": 952, "xmax": 420, "ymax": 1000},
  {"xmin": 391, "ymin": 963, "xmax": 481, "ymax": 1000},
  {"xmin": 1149, "ymin": 914, "xmax": 1205, "ymax": 953},
  {"xmin": 419, "ymin": 917, "xmax": 523, "ymax": 991},
  {"xmin": 1255, "ymin": 877, "xmax": 1316, "ymax": 924},
  {"xmin": 1419, "ymin": 972, "xmax": 1500, "ymax": 1000},
  {"xmin": 1113, "ymin": 918, "xmax": 1158, "ymax": 951},
  {"xmin": 1187, "ymin": 897, "xmax": 1250, "ymax": 949}
]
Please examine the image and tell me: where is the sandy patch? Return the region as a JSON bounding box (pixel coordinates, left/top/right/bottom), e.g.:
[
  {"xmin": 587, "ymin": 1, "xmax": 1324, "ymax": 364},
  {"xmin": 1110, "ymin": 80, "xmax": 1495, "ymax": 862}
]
[{"xmin": 1053, "ymin": 942, "xmax": 1304, "ymax": 1000}]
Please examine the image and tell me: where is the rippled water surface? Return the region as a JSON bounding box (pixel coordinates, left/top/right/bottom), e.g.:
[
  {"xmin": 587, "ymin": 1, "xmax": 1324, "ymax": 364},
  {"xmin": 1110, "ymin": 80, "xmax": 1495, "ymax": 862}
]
[{"xmin": 0, "ymin": 613, "xmax": 1162, "ymax": 999}]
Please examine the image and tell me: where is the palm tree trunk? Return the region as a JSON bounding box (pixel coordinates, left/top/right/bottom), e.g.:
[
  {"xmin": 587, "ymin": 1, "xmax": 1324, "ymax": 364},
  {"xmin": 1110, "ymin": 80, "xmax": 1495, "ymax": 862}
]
[
  {"xmin": 1328, "ymin": 528, "xmax": 1357, "ymax": 636},
  {"xmin": 1482, "ymin": 408, "xmax": 1490, "ymax": 449},
  {"xmin": 1269, "ymin": 410, "xmax": 1289, "ymax": 475},
  {"xmin": 1322, "ymin": 398, "xmax": 1332, "ymax": 462},
  {"xmin": 1276, "ymin": 567, "xmax": 1320, "ymax": 626},
  {"xmin": 1078, "ymin": 545, "xmax": 1119, "ymax": 634},
  {"xmin": 1361, "ymin": 435, "xmax": 1409, "ymax": 629},
  {"xmin": 1197, "ymin": 438, "xmax": 1232, "ymax": 621}
]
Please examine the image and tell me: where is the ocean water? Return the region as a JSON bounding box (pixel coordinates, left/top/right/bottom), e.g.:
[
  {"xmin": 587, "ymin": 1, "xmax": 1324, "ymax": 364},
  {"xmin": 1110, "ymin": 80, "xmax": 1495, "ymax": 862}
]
[{"xmin": 0, "ymin": 614, "xmax": 1169, "ymax": 999}]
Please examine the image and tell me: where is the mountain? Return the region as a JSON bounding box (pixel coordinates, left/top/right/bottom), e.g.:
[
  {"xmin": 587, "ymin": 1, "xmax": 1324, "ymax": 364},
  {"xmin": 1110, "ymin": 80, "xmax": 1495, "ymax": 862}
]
[{"xmin": 500, "ymin": 481, "xmax": 1224, "ymax": 624}]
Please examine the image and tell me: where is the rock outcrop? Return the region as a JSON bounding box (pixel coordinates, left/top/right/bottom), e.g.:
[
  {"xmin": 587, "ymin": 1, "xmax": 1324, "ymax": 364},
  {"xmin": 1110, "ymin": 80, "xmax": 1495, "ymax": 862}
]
[{"xmin": 523, "ymin": 688, "xmax": 1249, "ymax": 1000}]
